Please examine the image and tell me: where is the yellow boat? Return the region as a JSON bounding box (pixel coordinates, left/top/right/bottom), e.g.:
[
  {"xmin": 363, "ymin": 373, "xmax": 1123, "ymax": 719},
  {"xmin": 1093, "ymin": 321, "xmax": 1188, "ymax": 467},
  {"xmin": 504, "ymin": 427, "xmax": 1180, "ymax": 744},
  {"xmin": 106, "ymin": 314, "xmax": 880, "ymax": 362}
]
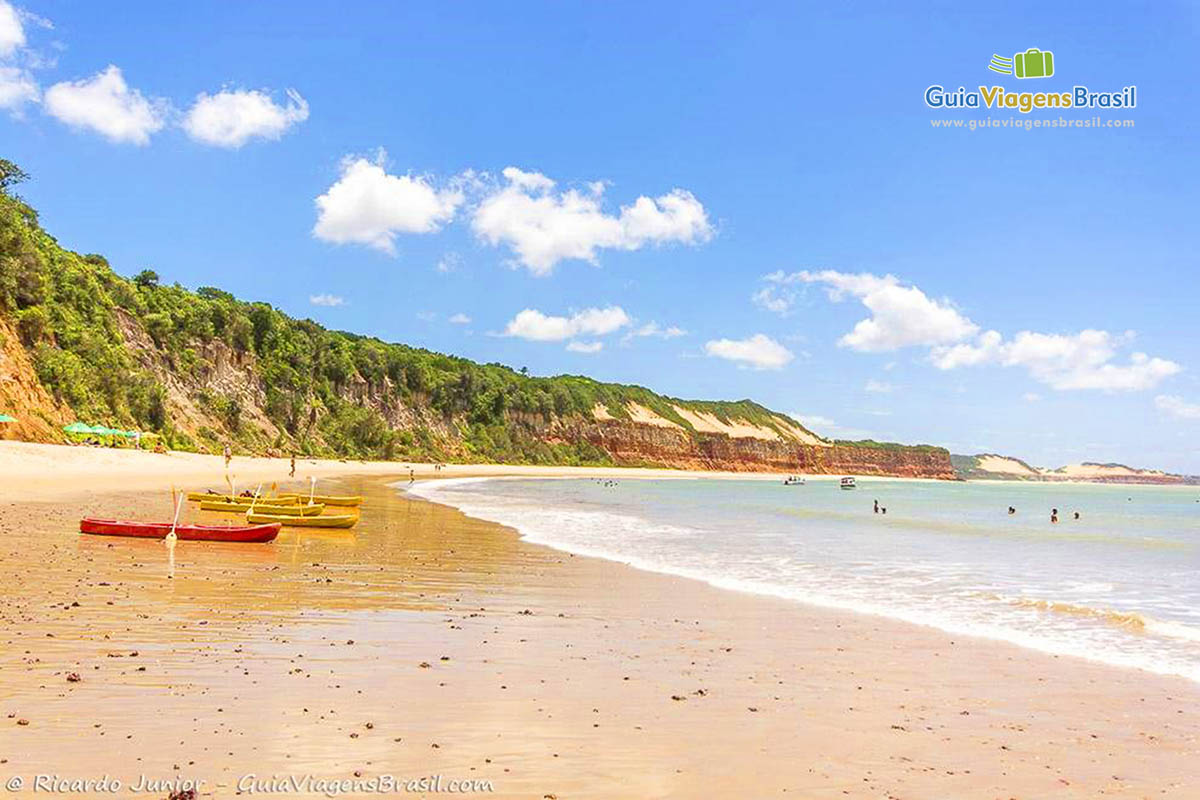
[
  {"xmin": 246, "ymin": 511, "xmax": 358, "ymax": 529},
  {"xmin": 187, "ymin": 492, "xmax": 300, "ymax": 504},
  {"xmin": 279, "ymin": 493, "xmax": 363, "ymax": 507},
  {"xmin": 200, "ymin": 500, "xmax": 325, "ymax": 516}
]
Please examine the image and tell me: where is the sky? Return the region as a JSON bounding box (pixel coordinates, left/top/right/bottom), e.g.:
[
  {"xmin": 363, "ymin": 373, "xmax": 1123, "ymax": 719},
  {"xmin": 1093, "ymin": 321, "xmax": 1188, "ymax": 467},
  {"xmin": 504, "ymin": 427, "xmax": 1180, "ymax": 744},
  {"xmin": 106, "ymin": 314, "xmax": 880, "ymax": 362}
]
[{"xmin": 2, "ymin": 1, "xmax": 1198, "ymax": 471}]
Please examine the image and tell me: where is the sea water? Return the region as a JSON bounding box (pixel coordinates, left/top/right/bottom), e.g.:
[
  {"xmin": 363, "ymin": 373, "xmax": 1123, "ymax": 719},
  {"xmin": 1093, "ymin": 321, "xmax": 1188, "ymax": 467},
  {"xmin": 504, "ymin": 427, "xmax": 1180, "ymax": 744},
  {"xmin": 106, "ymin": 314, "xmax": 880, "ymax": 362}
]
[{"xmin": 407, "ymin": 477, "xmax": 1200, "ymax": 683}]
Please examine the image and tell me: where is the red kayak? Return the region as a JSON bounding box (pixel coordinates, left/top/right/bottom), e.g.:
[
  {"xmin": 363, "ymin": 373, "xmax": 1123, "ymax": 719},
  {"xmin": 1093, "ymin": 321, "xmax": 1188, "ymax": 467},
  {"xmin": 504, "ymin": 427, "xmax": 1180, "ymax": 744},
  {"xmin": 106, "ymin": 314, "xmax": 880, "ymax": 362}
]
[{"xmin": 80, "ymin": 518, "xmax": 281, "ymax": 543}]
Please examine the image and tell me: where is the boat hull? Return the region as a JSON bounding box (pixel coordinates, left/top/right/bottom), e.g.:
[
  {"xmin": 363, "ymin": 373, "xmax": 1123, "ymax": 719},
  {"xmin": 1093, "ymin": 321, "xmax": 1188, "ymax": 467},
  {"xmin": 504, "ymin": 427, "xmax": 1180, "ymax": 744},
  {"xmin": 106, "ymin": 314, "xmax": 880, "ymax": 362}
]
[
  {"xmin": 279, "ymin": 493, "xmax": 363, "ymax": 507},
  {"xmin": 246, "ymin": 511, "xmax": 358, "ymax": 529},
  {"xmin": 199, "ymin": 500, "xmax": 324, "ymax": 516},
  {"xmin": 80, "ymin": 518, "xmax": 281, "ymax": 543},
  {"xmin": 186, "ymin": 492, "xmax": 299, "ymax": 504}
]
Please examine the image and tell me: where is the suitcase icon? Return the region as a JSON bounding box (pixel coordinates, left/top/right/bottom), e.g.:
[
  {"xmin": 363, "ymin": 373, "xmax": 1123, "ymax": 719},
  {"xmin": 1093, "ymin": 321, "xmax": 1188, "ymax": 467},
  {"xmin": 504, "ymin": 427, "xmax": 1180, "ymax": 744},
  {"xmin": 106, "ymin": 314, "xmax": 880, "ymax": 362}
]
[{"xmin": 1014, "ymin": 48, "xmax": 1054, "ymax": 79}]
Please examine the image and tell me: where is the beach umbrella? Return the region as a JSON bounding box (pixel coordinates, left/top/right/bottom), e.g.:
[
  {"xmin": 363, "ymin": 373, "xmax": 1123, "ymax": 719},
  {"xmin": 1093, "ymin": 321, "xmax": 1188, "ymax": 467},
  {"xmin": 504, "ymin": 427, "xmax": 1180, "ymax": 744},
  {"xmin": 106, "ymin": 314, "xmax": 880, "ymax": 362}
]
[
  {"xmin": 63, "ymin": 422, "xmax": 93, "ymax": 433},
  {"xmin": 0, "ymin": 413, "xmax": 14, "ymax": 423}
]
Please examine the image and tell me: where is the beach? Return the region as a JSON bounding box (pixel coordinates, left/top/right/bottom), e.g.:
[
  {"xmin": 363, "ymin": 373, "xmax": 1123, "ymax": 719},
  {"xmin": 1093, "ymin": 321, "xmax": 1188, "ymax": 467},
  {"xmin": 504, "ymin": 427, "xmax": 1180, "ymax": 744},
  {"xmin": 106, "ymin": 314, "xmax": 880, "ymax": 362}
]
[{"xmin": 1, "ymin": 442, "xmax": 1198, "ymax": 798}]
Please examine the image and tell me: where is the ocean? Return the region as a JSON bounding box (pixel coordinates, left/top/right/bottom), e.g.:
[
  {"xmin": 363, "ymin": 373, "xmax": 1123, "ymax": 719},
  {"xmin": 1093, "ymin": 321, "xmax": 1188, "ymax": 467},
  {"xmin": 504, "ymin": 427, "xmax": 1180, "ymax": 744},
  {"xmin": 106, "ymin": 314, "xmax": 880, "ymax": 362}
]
[{"xmin": 406, "ymin": 476, "xmax": 1200, "ymax": 683}]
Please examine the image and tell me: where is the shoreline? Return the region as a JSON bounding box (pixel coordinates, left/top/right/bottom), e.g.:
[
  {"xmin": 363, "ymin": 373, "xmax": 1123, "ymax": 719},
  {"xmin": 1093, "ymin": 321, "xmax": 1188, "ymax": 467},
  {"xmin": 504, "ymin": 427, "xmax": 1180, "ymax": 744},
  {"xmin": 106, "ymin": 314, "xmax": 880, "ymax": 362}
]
[
  {"xmin": 406, "ymin": 476, "xmax": 1200, "ymax": 686},
  {"xmin": 4, "ymin": 440, "xmax": 1189, "ymax": 505},
  {"xmin": 3, "ymin": 443, "xmax": 1199, "ymax": 796}
]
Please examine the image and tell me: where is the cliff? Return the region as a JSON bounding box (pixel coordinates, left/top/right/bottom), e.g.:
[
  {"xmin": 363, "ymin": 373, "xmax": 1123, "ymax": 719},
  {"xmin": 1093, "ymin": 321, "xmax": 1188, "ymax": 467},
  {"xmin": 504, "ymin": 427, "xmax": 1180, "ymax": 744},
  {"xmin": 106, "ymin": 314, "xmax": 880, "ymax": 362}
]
[
  {"xmin": 0, "ymin": 175, "xmax": 953, "ymax": 478},
  {"xmin": 563, "ymin": 418, "xmax": 954, "ymax": 477}
]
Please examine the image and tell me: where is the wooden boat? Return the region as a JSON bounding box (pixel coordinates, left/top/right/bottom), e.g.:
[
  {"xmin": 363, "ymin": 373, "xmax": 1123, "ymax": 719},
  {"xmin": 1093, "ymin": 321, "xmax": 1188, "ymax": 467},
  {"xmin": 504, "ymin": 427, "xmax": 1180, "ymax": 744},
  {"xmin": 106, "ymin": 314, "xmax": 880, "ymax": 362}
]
[
  {"xmin": 278, "ymin": 493, "xmax": 363, "ymax": 507},
  {"xmin": 186, "ymin": 492, "xmax": 300, "ymax": 504},
  {"xmin": 80, "ymin": 518, "xmax": 281, "ymax": 543},
  {"xmin": 199, "ymin": 500, "xmax": 324, "ymax": 516},
  {"xmin": 246, "ymin": 511, "xmax": 358, "ymax": 529}
]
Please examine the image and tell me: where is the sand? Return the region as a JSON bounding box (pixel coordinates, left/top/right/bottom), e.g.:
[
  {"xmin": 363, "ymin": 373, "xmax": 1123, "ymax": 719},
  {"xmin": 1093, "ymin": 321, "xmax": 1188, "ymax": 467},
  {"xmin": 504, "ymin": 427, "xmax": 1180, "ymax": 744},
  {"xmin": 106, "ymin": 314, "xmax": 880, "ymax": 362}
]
[{"xmin": 1, "ymin": 443, "xmax": 1198, "ymax": 798}]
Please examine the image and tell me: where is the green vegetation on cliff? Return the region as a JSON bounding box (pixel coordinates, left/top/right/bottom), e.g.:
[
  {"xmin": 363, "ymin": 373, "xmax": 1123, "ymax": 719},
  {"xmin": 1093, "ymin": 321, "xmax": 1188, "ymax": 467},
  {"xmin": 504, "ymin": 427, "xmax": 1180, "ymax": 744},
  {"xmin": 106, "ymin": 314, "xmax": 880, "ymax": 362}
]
[{"xmin": 0, "ymin": 162, "xmax": 830, "ymax": 464}]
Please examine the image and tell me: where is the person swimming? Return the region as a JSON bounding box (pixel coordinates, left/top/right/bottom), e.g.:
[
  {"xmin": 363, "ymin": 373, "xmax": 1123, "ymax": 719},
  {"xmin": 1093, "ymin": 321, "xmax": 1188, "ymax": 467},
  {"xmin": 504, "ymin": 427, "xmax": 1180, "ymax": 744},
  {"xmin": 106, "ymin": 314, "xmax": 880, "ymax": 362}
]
[
  {"xmin": 1008, "ymin": 506, "xmax": 1016, "ymax": 515},
  {"xmin": 1051, "ymin": 508, "xmax": 1059, "ymax": 523},
  {"xmin": 1073, "ymin": 511, "xmax": 1080, "ymax": 520},
  {"xmin": 873, "ymin": 499, "xmax": 879, "ymax": 514}
]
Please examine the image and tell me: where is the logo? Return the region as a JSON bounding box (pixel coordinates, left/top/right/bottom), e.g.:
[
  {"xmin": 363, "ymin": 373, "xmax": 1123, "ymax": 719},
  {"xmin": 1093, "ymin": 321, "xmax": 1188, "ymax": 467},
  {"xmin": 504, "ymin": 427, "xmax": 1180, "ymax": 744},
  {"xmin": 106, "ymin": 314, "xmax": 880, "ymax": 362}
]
[
  {"xmin": 989, "ymin": 48, "xmax": 1055, "ymax": 79},
  {"xmin": 924, "ymin": 46, "xmax": 1136, "ymax": 114}
]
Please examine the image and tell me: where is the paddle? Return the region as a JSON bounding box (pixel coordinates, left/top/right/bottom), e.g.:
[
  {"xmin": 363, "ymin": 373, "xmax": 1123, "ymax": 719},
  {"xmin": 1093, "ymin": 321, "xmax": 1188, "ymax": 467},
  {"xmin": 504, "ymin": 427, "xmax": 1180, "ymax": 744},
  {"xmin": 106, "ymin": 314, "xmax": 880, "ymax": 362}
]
[{"xmin": 166, "ymin": 488, "xmax": 183, "ymax": 543}]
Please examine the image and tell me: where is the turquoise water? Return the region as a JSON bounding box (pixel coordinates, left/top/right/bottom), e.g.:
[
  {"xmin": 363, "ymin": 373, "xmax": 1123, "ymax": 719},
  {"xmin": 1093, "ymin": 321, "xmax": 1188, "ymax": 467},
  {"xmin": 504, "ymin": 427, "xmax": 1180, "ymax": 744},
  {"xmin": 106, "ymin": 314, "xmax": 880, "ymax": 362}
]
[{"xmin": 408, "ymin": 477, "xmax": 1200, "ymax": 682}]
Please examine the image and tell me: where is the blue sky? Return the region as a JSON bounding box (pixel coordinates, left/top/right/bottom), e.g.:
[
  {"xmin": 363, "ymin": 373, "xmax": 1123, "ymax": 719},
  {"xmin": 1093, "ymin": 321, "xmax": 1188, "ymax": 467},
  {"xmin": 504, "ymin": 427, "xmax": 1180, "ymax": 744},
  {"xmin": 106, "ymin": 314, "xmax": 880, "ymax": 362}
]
[{"xmin": 2, "ymin": 1, "xmax": 1198, "ymax": 471}]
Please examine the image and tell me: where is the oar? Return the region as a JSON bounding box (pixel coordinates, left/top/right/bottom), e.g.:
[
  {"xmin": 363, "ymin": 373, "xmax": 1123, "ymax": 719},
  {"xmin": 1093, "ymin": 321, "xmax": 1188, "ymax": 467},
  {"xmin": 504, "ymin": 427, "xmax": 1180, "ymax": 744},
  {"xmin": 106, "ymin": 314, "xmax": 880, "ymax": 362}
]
[{"xmin": 166, "ymin": 489, "xmax": 183, "ymax": 543}]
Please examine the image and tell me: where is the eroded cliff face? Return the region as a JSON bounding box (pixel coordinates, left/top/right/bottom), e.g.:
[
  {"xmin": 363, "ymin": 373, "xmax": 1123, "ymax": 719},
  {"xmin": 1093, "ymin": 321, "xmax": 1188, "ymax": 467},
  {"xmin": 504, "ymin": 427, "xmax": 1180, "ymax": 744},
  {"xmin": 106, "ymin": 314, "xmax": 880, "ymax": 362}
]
[
  {"xmin": 555, "ymin": 419, "xmax": 956, "ymax": 478},
  {"xmin": 37, "ymin": 308, "xmax": 952, "ymax": 478},
  {"xmin": 0, "ymin": 318, "xmax": 70, "ymax": 441}
]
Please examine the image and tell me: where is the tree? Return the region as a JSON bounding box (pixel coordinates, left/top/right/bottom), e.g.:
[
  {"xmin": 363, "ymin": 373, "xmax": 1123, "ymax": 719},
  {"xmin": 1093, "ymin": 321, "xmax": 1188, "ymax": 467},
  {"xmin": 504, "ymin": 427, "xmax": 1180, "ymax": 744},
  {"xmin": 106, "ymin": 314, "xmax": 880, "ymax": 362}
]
[
  {"xmin": 0, "ymin": 160, "xmax": 29, "ymax": 194},
  {"xmin": 134, "ymin": 269, "xmax": 160, "ymax": 288}
]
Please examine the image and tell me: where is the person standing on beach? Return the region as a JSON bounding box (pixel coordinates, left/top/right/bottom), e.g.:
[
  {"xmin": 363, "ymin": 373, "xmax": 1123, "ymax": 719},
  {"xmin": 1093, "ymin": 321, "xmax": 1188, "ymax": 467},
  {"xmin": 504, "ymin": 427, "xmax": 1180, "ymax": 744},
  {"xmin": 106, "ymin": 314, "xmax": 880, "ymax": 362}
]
[
  {"xmin": 873, "ymin": 499, "xmax": 879, "ymax": 514},
  {"xmin": 409, "ymin": 468, "xmax": 415, "ymax": 484},
  {"xmin": 223, "ymin": 443, "xmax": 231, "ymax": 468},
  {"xmin": 289, "ymin": 454, "xmax": 296, "ymax": 478}
]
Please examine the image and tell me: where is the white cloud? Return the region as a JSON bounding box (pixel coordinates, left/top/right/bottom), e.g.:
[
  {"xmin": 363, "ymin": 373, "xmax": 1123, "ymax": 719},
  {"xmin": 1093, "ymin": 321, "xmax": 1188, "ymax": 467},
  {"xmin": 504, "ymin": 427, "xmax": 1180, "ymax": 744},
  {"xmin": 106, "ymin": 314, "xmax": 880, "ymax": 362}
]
[
  {"xmin": 503, "ymin": 306, "xmax": 631, "ymax": 342},
  {"xmin": 44, "ymin": 65, "xmax": 167, "ymax": 145},
  {"xmin": 864, "ymin": 379, "xmax": 893, "ymax": 393},
  {"xmin": 1023, "ymin": 392, "xmax": 1041, "ymax": 402},
  {"xmin": 566, "ymin": 340, "xmax": 603, "ymax": 354},
  {"xmin": 788, "ymin": 411, "xmax": 873, "ymax": 440},
  {"xmin": 0, "ymin": 1, "xmax": 24, "ymax": 58},
  {"xmin": 309, "ymin": 293, "xmax": 345, "ymax": 307},
  {"xmin": 1155, "ymin": 394, "xmax": 1200, "ymax": 420},
  {"xmin": 471, "ymin": 167, "xmax": 714, "ymax": 275},
  {"xmin": 751, "ymin": 286, "xmax": 793, "ymax": 315},
  {"xmin": 752, "ymin": 270, "xmax": 808, "ymax": 315},
  {"xmin": 798, "ymin": 269, "xmax": 1182, "ymax": 394},
  {"xmin": 313, "ymin": 152, "xmax": 463, "ymax": 254},
  {"xmin": 448, "ymin": 313, "xmax": 471, "ymax": 325},
  {"xmin": 183, "ymin": 87, "xmax": 308, "ymax": 148},
  {"xmin": 704, "ymin": 334, "xmax": 793, "ymax": 370},
  {"xmin": 793, "ymin": 412, "xmax": 836, "ymax": 429},
  {"xmin": 625, "ymin": 321, "xmax": 686, "ymax": 340},
  {"xmin": 436, "ymin": 252, "xmax": 461, "ymax": 273},
  {"xmin": 0, "ymin": 64, "xmax": 36, "ymax": 109},
  {"xmin": 932, "ymin": 329, "xmax": 1181, "ymax": 391},
  {"xmin": 795, "ymin": 270, "xmax": 978, "ymax": 352}
]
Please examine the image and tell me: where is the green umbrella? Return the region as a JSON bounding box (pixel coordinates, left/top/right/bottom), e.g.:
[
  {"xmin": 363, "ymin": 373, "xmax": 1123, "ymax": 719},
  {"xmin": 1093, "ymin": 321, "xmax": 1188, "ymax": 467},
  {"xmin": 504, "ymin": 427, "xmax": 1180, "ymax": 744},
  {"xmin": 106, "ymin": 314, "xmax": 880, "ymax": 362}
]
[
  {"xmin": 63, "ymin": 422, "xmax": 93, "ymax": 433},
  {"xmin": 0, "ymin": 414, "xmax": 14, "ymax": 423}
]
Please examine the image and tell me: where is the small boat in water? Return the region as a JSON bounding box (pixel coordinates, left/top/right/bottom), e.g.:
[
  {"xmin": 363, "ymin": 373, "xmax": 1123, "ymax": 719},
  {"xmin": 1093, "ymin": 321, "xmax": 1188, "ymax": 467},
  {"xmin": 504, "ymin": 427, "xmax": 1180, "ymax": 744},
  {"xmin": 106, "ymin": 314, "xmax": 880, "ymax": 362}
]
[
  {"xmin": 246, "ymin": 511, "xmax": 358, "ymax": 529},
  {"xmin": 199, "ymin": 500, "xmax": 324, "ymax": 516},
  {"xmin": 783, "ymin": 476, "xmax": 806, "ymax": 486},
  {"xmin": 80, "ymin": 518, "xmax": 281, "ymax": 542},
  {"xmin": 840, "ymin": 477, "xmax": 857, "ymax": 490}
]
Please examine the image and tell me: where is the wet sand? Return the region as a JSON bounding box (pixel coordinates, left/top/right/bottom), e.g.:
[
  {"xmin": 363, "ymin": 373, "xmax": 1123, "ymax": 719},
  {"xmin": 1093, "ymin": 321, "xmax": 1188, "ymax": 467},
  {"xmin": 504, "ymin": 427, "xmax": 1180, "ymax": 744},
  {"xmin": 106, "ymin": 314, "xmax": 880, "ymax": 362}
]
[{"xmin": 1, "ymin": 467, "xmax": 1199, "ymax": 798}]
